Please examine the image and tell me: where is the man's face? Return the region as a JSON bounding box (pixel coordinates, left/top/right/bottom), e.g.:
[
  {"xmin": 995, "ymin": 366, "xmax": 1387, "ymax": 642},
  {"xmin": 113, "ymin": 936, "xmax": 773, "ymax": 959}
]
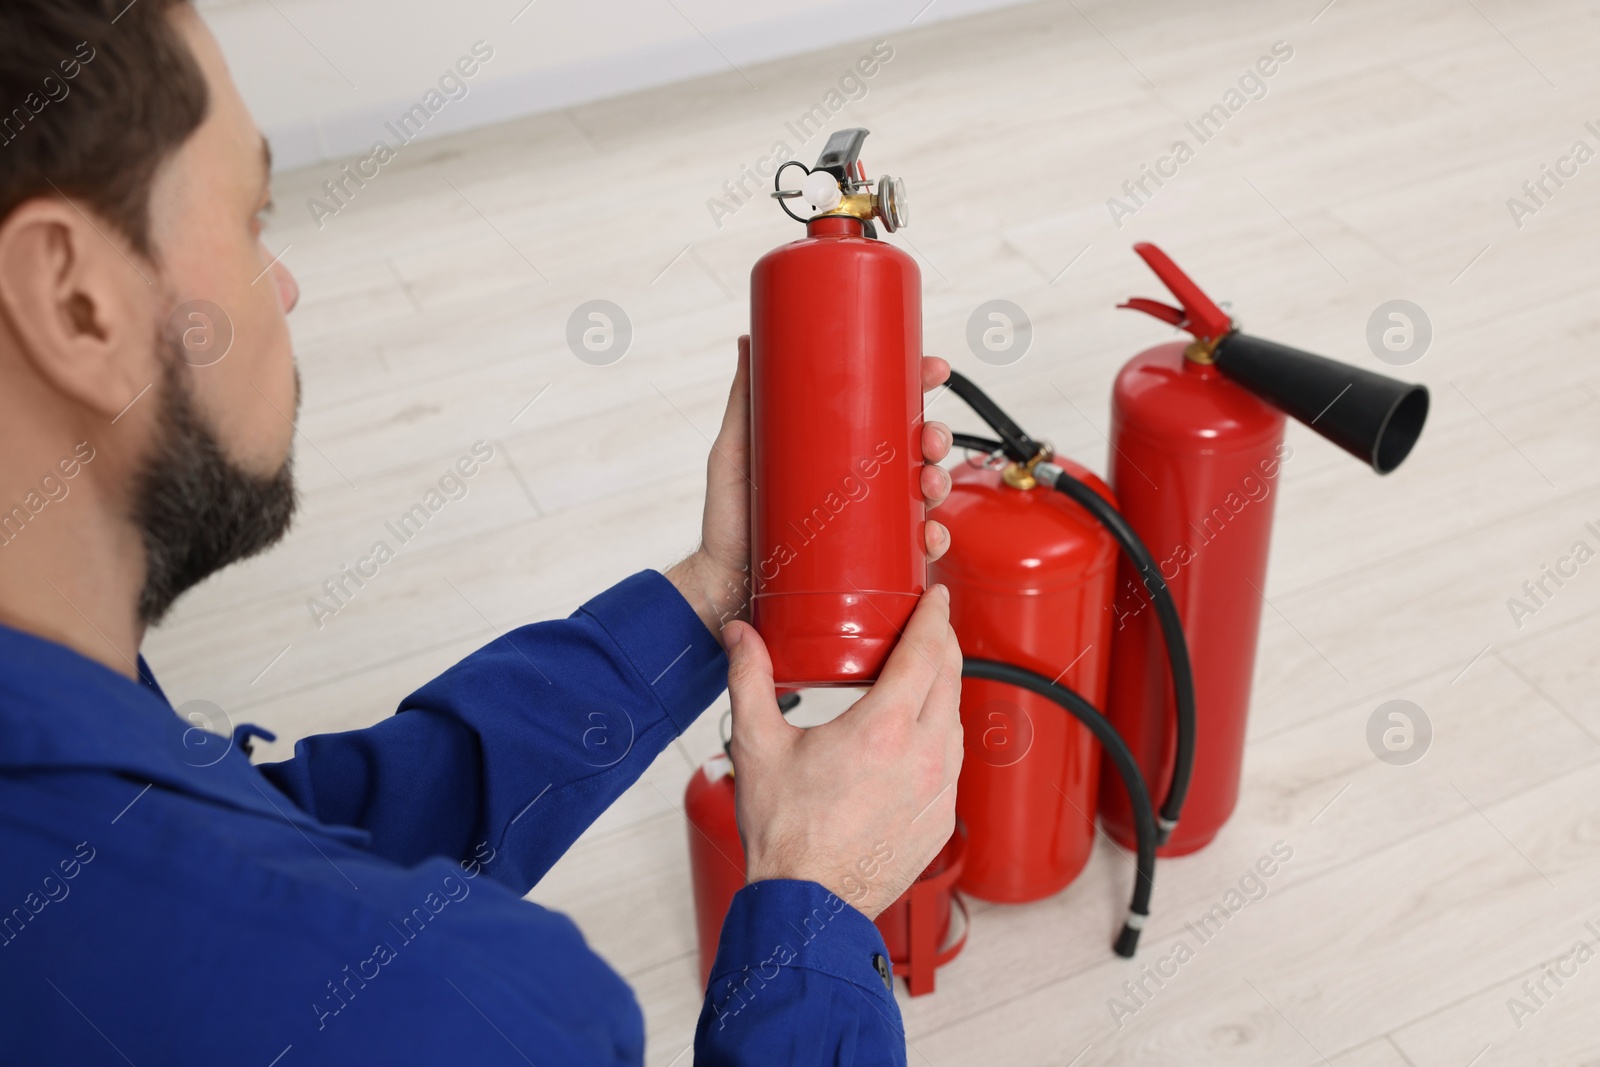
[
  {"xmin": 129, "ymin": 7, "xmax": 304, "ymax": 623},
  {"xmin": 147, "ymin": 6, "xmax": 300, "ymax": 479}
]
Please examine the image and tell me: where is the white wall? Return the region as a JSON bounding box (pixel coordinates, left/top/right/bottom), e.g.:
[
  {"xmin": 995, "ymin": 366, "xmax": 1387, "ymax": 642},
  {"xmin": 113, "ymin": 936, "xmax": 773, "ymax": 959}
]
[{"xmin": 198, "ymin": 0, "xmax": 1036, "ymax": 170}]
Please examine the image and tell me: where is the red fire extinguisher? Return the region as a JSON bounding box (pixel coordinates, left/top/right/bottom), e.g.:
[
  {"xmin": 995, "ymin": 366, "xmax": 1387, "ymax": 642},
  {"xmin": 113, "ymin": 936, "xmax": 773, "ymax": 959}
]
[
  {"xmin": 939, "ymin": 373, "xmax": 1191, "ymax": 957},
  {"xmin": 748, "ymin": 128, "xmax": 921, "ymax": 688},
  {"xmin": 684, "ymin": 699, "xmax": 971, "ymax": 997},
  {"xmin": 686, "ymin": 130, "xmax": 970, "ymax": 997},
  {"xmin": 1101, "ymin": 243, "xmax": 1430, "ymax": 855},
  {"xmin": 683, "ymin": 751, "xmax": 745, "ymax": 990},
  {"xmin": 930, "ymin": 453, "xmax": 1117, "ymax": 904}
]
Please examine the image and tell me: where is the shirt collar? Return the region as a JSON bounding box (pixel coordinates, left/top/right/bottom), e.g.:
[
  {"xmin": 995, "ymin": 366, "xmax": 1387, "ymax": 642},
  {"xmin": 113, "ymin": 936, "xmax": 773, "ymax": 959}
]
[{"xmin": 0, "ymin": 621, "xmax": 364, "ymax": 843}]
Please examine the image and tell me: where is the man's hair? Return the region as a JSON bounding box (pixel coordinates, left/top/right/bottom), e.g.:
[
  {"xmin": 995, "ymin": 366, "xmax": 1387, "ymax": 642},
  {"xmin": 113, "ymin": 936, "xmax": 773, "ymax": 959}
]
[{"xmin": 0, "ymin": 0, "xmax": 208, "ymax": 256}]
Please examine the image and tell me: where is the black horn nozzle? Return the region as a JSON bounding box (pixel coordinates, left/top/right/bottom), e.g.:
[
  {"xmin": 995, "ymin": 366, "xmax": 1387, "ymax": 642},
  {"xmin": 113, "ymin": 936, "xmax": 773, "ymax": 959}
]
[{"xmin": 1213, "ymin": 332, "xmax": 1429, "ymax": 475}]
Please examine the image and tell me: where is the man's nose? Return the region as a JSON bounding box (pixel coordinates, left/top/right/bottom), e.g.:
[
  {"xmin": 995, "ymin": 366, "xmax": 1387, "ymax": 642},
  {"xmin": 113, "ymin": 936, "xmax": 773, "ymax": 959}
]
[{"xmin": 273, "ymin": 259, "xmax": 299, "ymax": 314}]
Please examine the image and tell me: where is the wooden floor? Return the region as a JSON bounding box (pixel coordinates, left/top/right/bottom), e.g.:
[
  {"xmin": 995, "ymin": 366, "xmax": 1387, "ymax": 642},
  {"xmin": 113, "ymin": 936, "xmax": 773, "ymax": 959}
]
[{"xmin": 157, "ymin": 0, "xmax": 1600, "ymax": 1062}]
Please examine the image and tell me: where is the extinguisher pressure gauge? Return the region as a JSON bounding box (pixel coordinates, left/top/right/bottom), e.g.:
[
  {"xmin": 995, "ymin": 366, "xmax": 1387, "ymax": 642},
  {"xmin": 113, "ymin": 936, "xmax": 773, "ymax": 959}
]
[{"xmin": 877, "ymin": 174, "xmax": 908, "ymax": 231}]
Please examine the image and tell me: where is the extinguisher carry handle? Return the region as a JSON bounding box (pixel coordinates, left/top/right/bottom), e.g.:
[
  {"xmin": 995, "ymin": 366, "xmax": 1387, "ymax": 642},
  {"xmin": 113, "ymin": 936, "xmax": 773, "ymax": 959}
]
[
  {"xmin": 1118, "ymin": 297, "xmax": 1187, "ymax": 328},
  {"xmin": 1122, "ymin": 242, "xmax": 1233, "ymax": 343}
]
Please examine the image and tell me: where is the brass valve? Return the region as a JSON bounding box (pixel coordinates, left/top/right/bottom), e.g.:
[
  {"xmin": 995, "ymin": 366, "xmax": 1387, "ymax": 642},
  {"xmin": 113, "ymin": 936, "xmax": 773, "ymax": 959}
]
[{"xmin": 1001, "ymin": 445, "xmax": 1054, "ymax": 491}]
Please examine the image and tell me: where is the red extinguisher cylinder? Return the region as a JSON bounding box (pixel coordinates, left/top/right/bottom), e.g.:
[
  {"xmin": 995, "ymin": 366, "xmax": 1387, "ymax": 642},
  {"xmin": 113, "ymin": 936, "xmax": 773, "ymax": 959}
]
[
  {"xmin": 933, "ymin": 458, "xmax": 1118, "ymax": 901},
  {"xmin": 684, "ymin": 756, "xmax": 966, "ymax": 995},
  {"xmin": 1101, "ymin": 343, "xmax": 1286, "ymax": 855},
  {"xmin": 1105, "ymin": 241, "xmax": 1429, "ymax": 854},
  {"xmin": 749, "ymin": 215, "xmax": 925, "ymax": 688},
  {"xmin": 683, "ymin": 755, "xmax": 747, "ymax": 987}
]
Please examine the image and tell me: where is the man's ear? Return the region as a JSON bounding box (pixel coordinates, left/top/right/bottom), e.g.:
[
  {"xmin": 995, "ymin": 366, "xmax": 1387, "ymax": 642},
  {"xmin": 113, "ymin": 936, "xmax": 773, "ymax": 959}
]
[{"xmin": 0, "ymin": 196, "xmax": 160, "ymax": 421}]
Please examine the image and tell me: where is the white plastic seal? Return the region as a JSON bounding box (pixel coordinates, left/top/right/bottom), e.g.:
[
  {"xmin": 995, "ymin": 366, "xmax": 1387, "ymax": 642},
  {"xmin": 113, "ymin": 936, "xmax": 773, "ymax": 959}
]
[{"xmin": 801, "ymin": 170, "xmax": 843, "ymax": 213}]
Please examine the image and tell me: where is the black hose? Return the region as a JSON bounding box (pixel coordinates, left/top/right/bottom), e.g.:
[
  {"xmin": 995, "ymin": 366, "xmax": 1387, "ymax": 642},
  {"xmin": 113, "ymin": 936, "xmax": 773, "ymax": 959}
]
[
  {"xmin": 1036, "ymin": 469, "xmax": 1195, "ymax": 842},
  {"xmin": 962, "ymin": 658, "xmax": 1154, "ymax": 956},
  {"xmin": 945, "ymin": 372, "xmax": 1044, "ymax": 464},
  {"xmin": 943, "ymin": 382, "xmax": 1195, "ymax": 842},
  {"xmin": 951, "ymin": 432, "xmax": 1004, "ymax": 455}
]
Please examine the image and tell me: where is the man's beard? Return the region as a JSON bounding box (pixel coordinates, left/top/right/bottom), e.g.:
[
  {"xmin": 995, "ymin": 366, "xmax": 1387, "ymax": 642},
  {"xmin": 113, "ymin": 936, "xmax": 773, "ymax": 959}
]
[{"xmin": 133, "ymin": 350, "xmax": 299, "ymax": 625}]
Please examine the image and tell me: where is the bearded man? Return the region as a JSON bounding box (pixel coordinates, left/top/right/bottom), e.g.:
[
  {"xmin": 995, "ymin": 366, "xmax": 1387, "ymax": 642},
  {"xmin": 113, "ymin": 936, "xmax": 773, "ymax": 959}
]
[{"xmin": 0, "ymin": 3, "xmax": 965, "ymax": 1064}]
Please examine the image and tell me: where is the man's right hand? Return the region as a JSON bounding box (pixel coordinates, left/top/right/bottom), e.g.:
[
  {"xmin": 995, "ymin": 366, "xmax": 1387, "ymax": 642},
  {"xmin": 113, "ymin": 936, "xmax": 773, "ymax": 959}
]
[{"xmin": 721, "ymin": 586, "xmax": 963, "ymax": 921}]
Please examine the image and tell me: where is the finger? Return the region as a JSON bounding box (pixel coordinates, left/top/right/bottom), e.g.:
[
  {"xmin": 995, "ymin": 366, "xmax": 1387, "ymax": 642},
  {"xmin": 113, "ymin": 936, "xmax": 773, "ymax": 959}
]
[
  {"xmin": 924, "ymin": 519, "xmax": 950, "ymax": 562},
  {"xmin": 723, "ymin": 622, "xmax": 791, "ymax": 759},
  {"xmin": 917, "ymin": 623, "xmax": 963, "ymax": 729},
  {"xmin": 713, "ymin": 337, "xmax": 752, "ymax": 456},
  {"xmin": 864, "ymin": 584, "xmax": 951, "ymax": 716},
  {"xmin": 920, "ymin": 462, "xmax": 952, "ymax": 509},
  {"xmin": 921, "ymin": 355, "xmax": 950, "ymax": 393},
  {"xmin": 922, "ymin": 420, "xmax": 952, "ymax": 464}
]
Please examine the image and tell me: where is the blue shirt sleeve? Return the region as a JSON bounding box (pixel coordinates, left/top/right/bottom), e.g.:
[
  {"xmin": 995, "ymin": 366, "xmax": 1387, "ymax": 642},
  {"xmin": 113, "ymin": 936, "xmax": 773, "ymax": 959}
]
[
  {"xmin": 251, "ymin": 570, "xmax": 907, "ymax": 1063},
  {"xmin": 696, "ymin": 880, "xmax": 909, "ymax": 1065},
  {"xmin": 258, "ymin": 570, "xmax": 727, "ymax": 892}
]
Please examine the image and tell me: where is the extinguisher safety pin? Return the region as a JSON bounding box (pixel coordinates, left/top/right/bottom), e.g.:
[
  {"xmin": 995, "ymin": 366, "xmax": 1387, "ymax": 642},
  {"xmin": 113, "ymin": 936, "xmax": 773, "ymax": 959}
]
[
  {"xmin": 949, "ymin": 431, "xmax": 1010, "ymax": 470},
  {"xmin": 977, "ymin": 448, "xmax": 1007, "ymax": 471}
]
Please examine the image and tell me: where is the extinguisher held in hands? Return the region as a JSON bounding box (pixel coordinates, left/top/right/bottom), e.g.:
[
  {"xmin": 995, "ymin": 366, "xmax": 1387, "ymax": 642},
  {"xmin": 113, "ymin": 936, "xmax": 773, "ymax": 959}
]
[
  {"xmin": 694, "ymin": 131, "xmax": 1191, "ymax": 996},
  {"xmin": 689, "ymin": 130, "xmax": 972, "ymax": 999},
  {"xmin": 748, "ymin": 128, "xmax": 922, "ymax": 688},
  {"xmin": 1100, "ymin": 242, "xmax": 1430, "ymax": 855}
]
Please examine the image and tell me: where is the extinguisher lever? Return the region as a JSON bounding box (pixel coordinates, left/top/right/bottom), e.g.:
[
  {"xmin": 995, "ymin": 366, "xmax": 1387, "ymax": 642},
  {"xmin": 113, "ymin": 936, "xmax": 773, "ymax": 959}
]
[
  {"xmin": 813, "ymin": 128, "xmax": 871, "ymax": 188},
  {"xmin": 1121, "ymin": 242, "xmax": 1233, "ymax": 343}
]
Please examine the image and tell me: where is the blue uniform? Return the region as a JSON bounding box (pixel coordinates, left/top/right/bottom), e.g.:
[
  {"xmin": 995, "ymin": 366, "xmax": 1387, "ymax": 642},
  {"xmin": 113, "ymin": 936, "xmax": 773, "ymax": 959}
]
[{"xmin": 0, "ymin": 571, "xmax": 907, "ymax": 1065}]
